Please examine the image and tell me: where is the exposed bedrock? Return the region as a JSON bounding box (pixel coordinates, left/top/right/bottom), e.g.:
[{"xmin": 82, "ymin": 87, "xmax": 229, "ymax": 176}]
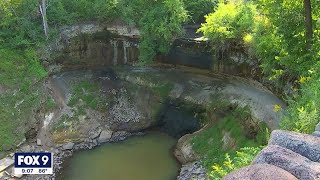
[
  {"xmin": 45, "ymin": 22, "xmax": 257, "ymax": 77},
  {"xmin": 225, "ymin": 130, "xmax": 320, "ymax": 180},
  {"xmin": 223, "ymin": 164, "xmax": 298, "ymax": 180}
]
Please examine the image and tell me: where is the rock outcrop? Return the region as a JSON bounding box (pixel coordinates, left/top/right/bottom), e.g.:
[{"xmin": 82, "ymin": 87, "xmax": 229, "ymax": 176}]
[
  {"xmin": 269, "ymin": 130, "xmax": 320, "ymax": 162},
  {"xmin": 62, "ymin": 142, "xmax": 75, "ymax": 150},
  {"xmin": 97, "ymin": 130, "xmax": 113, "ymax": 143},
  {"xmin": 177, "ymin": 161, "xmax": 207, "ymax": 180},
  {"xmin": 0, "ymin": 158, "xmax": 14, "ymax": 172},
  {"xmin": 223, "ymin": 164, "xmax": 297, "ymax": 180},
  {"xmin": 253, "ymin": 145, "xmax": 320, "ymax": 179},
  {"xmin": 174, "ymin": 134, "xmax": 199, "ymax": 164},
  {"xmin": 225, "ymin": 129, "xmax": 320, "ymax": 180}
]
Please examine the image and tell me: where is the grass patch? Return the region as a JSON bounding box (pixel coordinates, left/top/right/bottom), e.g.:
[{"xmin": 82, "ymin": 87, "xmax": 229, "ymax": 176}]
[
  {"xmin": 151, "ymin": 82, "xmax": 174, "ymax": 98},
  {"xmin": 0, "ymin": 85, "xmax": 45, "ymax": 150},
  {"xmin": 45, "ymin": 97, "xmax": 57, "ymax": 111},
  {"xmin": 68, "ymin": 81, "xmax": 100, "ymax": 109},
  {"xmin": 52, "ymin": 114, "xmax": 79, "ymax": 132},
  {"xmin": 127, "ymin": 72, "xmax": 174, "ymax": 99},
  {"xmin": 68, "ymin": 80, "xmax": 114, "ymax": 111},
  {"xmin": 0, "ymin": 48, "xmax": 47, "ymax": 151},
  {"xmin": 52, "ymin": 80, "xmax": 113, "ymax": 135},
  {"xmin": 0, "ymin": 49, "xmax": 47, "ymax": 89}
]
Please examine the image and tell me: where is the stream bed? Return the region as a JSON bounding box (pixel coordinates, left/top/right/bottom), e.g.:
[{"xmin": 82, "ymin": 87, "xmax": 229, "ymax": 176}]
[{"xmin": 59, "ymin": 132, "xmax": 180, "ymax": 180}]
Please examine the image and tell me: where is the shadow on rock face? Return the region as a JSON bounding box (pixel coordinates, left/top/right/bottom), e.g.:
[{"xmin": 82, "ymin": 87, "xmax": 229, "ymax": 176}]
[{"xmin": 155, "ymin": 100, "xmax": 202, "ymax": 138}]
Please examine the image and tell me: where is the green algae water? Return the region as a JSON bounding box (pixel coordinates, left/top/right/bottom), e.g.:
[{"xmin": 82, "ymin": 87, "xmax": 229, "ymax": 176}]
[{"xmin": 61, "ymin": 132, "xmax": 180, "ymax": 180}]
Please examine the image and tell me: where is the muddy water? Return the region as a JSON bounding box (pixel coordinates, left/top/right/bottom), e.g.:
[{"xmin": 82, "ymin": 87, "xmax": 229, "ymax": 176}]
[{"xmin": 61, "ymin": 132, "xmax": 180, "ymax": 180}]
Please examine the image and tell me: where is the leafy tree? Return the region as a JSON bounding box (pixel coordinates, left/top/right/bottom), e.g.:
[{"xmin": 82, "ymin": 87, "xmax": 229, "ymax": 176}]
[
  {"xmin": 200, "ymin": 0, "xmax": 320, "ymax": 133},
  {"xmin": 197, "ymin": 1, "xmax": 257, "ymax": 55},
  {"xmin": 182, "ymin": 0, "xmax": 218, "ymax": 23},
  {"xmin": 119, "ymin": 0, "xmax": 188, "ymax": 63}
]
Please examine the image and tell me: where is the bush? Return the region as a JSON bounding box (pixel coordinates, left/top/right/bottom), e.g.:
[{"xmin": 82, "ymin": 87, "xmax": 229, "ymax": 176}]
[
  {"xmin": 281, "ymin": 66, "xmax": 320, "ymax": 134},
  {"xmin": 182, "ymin": 0, "xmax": 218, "ymax": 23},
  {"xmin": 135, "ymin": 0, "xmax": 188, "ymax": 63},
  {"xmin": 198, "ymin": 0, "xmax": 320, "ymax": 136},
  {"xmin": 208, "ymin": 146, "xmax": 264, "ymax": 179},
  {"xmin": 198, "ymin": 1, "xmax": 257, "ymax": 46},
  {"xmin": 0, "ymin": 48, "xmax": 47, "ymax": 150}
]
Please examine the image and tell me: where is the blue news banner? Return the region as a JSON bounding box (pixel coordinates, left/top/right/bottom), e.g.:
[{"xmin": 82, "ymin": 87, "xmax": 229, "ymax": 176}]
[{"xmin": 14, "ymin": 152, "xmax": 53, "ymax": 175}]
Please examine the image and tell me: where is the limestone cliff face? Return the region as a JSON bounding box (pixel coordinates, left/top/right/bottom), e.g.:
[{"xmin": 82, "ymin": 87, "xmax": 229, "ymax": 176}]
[
  {"xmin": 156, "ymin": 38, "xmax": 258, "ymax": 76},
  {"xmin": 45, "ymin": 22, "xmax": 140, "ymax": 69},
  {"xmin": 45, "ymin": 21, "xmax": 257, "ymax": 77}
]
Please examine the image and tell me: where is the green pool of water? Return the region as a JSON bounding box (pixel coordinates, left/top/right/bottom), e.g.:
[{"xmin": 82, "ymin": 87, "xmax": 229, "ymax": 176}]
[{"xmin": 61, "ymin": 132, "xmax": 180, "ymax": 180}]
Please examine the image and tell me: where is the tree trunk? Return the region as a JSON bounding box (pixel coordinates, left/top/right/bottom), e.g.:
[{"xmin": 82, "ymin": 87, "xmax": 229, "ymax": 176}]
[
  {"xmin": 39, "ymin": 0, "xmax": 48, "ymax": 39},
  {"xmin": 304, "ymin": 0, "xmax": 312, "ymax": 50}
]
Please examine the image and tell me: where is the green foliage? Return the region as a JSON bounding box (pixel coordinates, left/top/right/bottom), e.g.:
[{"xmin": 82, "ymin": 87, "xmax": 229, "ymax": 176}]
[
  {"xmin": 0, "ymin": 0, "xmax": 48, "ymax": 150},
  {"xmin": 254, "ymin": 0, "xmax": 320, "ymax": 78},
  {"xmin": 256, "ymin": 122, "xmax": 270, "ymax": 145},
  {"xmin": 151, "ymin": 82, "xmax": 174, "ymax": 98},
  {"xmin": 182, "ymin": 0, "xmax": 218, "ymax": 23},
  {"xmin": 200, "ymin": 0, "xmax": 320, "ymax": 135},
  {"xmin": 47, "ymin": 0, "xmax": 118, "ymax": 26},
  {"xmin": 0, "ymin": 49, "xmax": 47, "ymax": 89},
  {"xmin": 0, "ymin": 49, "xmax": 46, "ymax": 150},
  {"xmin": 46, "ymin": 97, "xmax": 57, "ymax": 111},
  {"xmin": 68, "ymin": 81, "xmax": 100, "ymax": 110},
  {"xmin": 192, "ymin": 107, "xmax": 268, "ymax": 168},
  {"xmin": 198, "ymin": 1, "xmax": 257, "ymax": 46},
  {"xmin": 281, "ymin": 67, "xmax": 320, "ymax": 133},
  {"xmin": 0, "ymin": 0, "xmax": 44, "ymax": 48},
  {"xmin": 120, "ymin": 0, "xmax": 188, "ymax": 63},
  {"xmin": 199, "ymin": 0, "xmax": 320, "ymax": 79},
  {"xmin": 257, "ymin": 0, "xmax": 320, "ymax": 133},
  {"xmin": 208, "ymin": 146, "xmax": 264, "ymax": 179},
  {"xmin": 0, "ymin": 88, "xmax": 43, "ymax": 150}
]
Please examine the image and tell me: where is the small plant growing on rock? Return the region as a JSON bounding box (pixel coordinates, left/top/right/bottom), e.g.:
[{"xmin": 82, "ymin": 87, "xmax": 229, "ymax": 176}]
[{"xmin": 208, "ymin": 146, "xmax": 264, "ymax": 179}]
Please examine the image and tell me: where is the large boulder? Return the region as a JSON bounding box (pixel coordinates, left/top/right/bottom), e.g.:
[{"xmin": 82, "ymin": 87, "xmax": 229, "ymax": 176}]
[
  {"xmin": 174, "ymin": 134, "xmax": 199, "ymax": 164},
  {"xmin": 223, "ymin": 164, "xmax": 297, "ymax": 180},
  {"xmin": 62, "ymin": 142, "xmax": 75, "ymax": 150},
  {"xmin": 98, "ymin": 130, "xmax": 113, "ymax": 143},
  {"xmin": 0, "ymin": 158, "xmax": 14, "ymax": 172},
  {"xmin": 269, "ymin": 130, "xmax": 320, "ymax": 162},
  {"xmin": 253, "ymin": 145, "xmax": 320, "ymax": 180},
  {"xmin": 177, "ymin": 161, "xmax": 206, "ymax": 180}
]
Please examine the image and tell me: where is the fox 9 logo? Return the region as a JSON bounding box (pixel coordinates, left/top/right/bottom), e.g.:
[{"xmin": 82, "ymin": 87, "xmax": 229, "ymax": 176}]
[{"xmin": 14, "ymin": 152, "xmax": 53, "ymax": 174}]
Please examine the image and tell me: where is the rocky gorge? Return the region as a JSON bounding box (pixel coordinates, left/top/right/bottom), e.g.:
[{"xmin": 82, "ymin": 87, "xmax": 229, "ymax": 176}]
[{"xmin": 0, "ymin": 22, "xmax": 317, "ymax": 180}]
